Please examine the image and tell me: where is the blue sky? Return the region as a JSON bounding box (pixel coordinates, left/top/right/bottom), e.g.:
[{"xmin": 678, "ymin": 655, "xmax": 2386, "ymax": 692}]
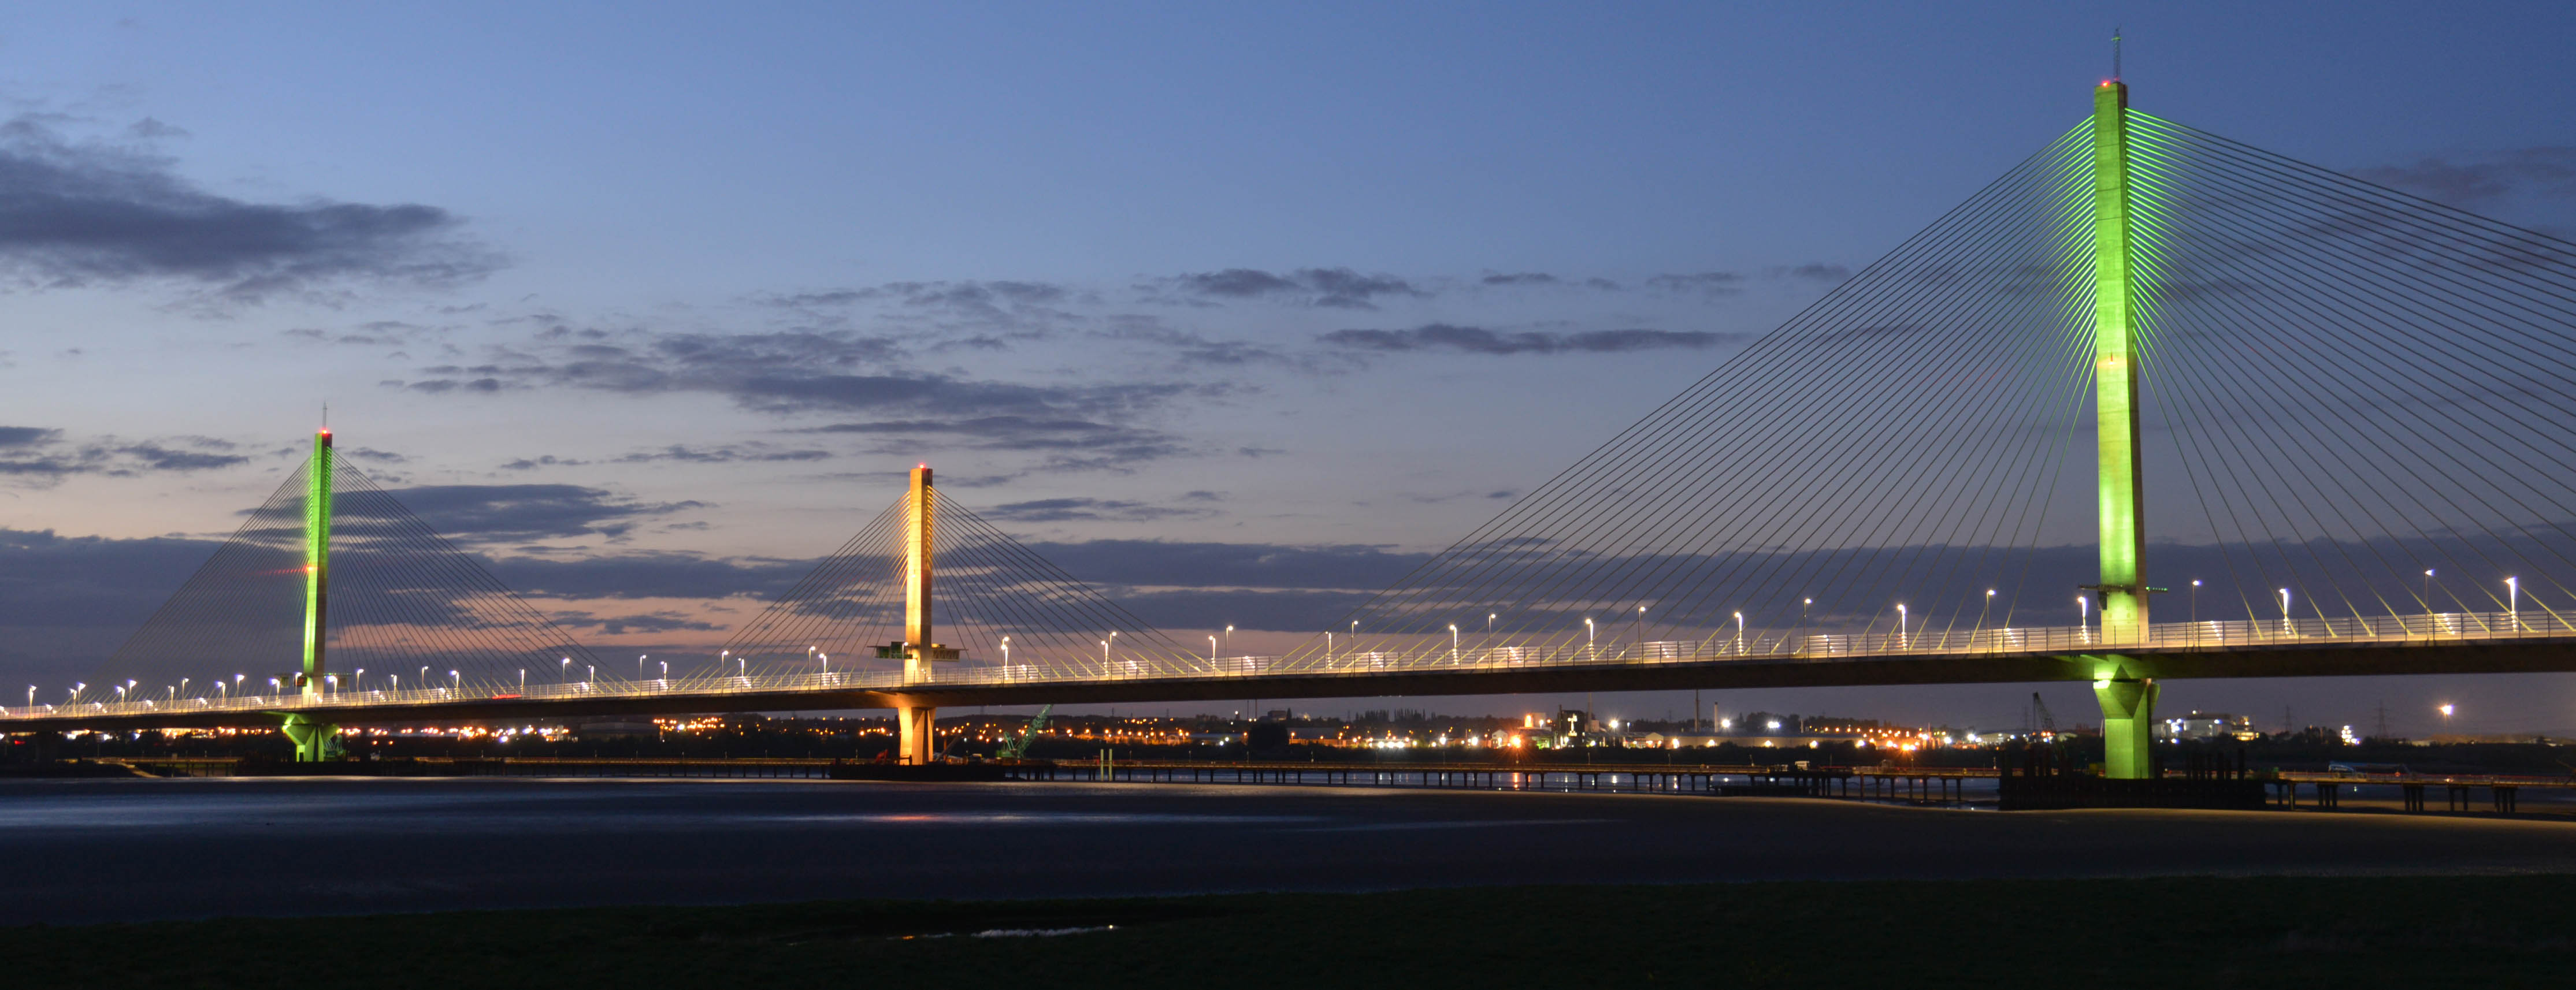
[{"xmin": 6, "ymin": 2, "xmax": 2576, "ymax": 733}]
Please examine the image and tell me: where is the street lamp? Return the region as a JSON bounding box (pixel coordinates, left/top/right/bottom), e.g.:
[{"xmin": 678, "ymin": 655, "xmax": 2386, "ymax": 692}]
[
  {"xmin": 1733, "ymin": 611, "xmax": 1745, "ymax": 654},
  {"xmin": 1584, "ymin": 617, "xmax": 1595, "ymax": 658},
  {"xmin": 2440, "ymin": 702, "xmax": 2455, "ymax": 728},
  {"xmin": 1224, "ymin": 625, "xmax": 1234, "ymax": 656},
  {"xmin": 563, "ymin": 657, "xmax": 574, "ymax": 683},
  {"xmin": 2279, "ymin": 588, "xmax": 2292, "ymax": 635},
  {"xmin": 1896, "ymin": 604, "xmax": 1907, "ymax": 648},
  {"xmin": 1209, "ymin": 634, "xmax": 1219, "ymax": 667},
  {"xmin": 999, "ymin": 637, "xmax": 1009, "ymax": 676},
  {"xmin": 2078, "ymin": 595, "xmax": 2089, "ymax": 642},
  {"xmin": 2507, "ymin": 576, "xmax": 2520, "ymax": 631},
  {"xmin": 1450, "ymin": 623, "xmax": 1460, "ymax": 663},
  {"xmin": 2423, "ymin": 570, "xmax": 2434, "ymax": 618},
  {"xmin": 452, "ymin": 670, "xmax": 463, "ymax": 695},
  {"xmin": 1487, "ymin": 612, "xmax": 1496, "ymax": 632},
  {"xmin": 1634, "ymin": 604, "xmax": 1646, "ymax": 654}
]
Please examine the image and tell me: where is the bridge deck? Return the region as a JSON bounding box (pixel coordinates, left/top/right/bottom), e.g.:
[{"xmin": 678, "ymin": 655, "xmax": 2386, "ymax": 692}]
[{"xmin": 10, "ymin": 611, "xmax": 2575, "ymax": 732}]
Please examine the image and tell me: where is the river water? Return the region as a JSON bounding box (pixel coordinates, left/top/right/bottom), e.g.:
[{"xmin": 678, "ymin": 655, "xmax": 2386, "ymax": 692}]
[{"xmin": 5, "ymin": 776, "xmax": 2574, "ymax": 924}]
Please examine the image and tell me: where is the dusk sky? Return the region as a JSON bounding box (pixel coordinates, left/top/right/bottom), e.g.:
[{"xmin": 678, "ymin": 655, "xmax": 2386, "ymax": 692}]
[{"xmin": 8, "ymin": 3, "xmax": 2576, "ymax": 734}]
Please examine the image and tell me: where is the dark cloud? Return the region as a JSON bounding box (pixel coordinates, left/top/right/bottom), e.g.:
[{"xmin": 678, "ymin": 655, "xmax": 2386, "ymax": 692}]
[
  {"xmin": 2354, "ymin": 147, "xmax": 2576, "ymax": 206},
  {"xmin": 483, "ymin": 550, "xmax": 809, "ymax": 601},
  {"xmin": 981, "ymin": 497, "xmax": 1216, "ymax": 523},
  {"xmin": 0, "ymin": 426, "xmax": 61, "ymax": 448},
  {"xmin": 1481, "ymin": 272, "xmax": 1558, "ymax": 285},
  {"xmin": 1167, "ymin": 267, "xmax": 1424, "ymax": 308},
  {"xmin": 378, "ymin": 484, "xmax": 705, "ymax": 543},
  {"xmin": 392, "ymin": 329, "xmax": 1200, "ymax": 470},
  {"xmin": 550, "ymin": 609, "xmax": 726, "ymax": 636},
  {"xmin": 1646, "ymin": 271, "xmax": 1747, "ymax": 296},
  {"xmin": 1096, "ymin": 319, "xmax": 1289, "ymax": 367},
  {"xmin": 499, "ymin": 455, "xmax": 588, "ymax": 471},
  {"xmin": 1775, "ymin": 263, "xmax": 1851, "ymax": 282},
  {"xmin": 0, "ymin": 428, "xmax": 250, "ymax": 481},
  {"xmin": 611, "ymin": 444, "xmax": 830, "ymax": 464},
  {"xmin": 1020, "ymin": 538, "xmax": 1430, "ymax": 591},
  {"xmin": 0, "ymin": 114, "xmax": 500, "ymax": 304},
  {"xmin": 806, "ymin": 416, "xmax": 1183, "ymax": 461},
  {"xmin": 1319, "ymin": 323, "xmax": 1744, "ymax": 356}
]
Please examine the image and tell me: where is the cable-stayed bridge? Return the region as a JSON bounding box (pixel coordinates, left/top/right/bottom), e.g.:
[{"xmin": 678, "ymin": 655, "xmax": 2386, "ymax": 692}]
[{"xmin": 12, "ymin": 79, "xmax": 2576, "ymax": 778}]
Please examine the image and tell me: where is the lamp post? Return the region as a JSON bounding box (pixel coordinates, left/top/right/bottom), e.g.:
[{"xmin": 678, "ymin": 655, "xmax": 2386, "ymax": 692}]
[
  {"xmin": 1976, "ymin": 589, "xmax": 1995, "ymax": 637},
  {"xmin": 1634, "ymin": 605, "xmax": 1646, "ymax": 656},
  {"xmin": 1209, "ymin": 634, "xmax": 1219, "ymax": 668},
  {"xmin": 1733, "ymin": 611, "xmax": 1745, "ymax": 655},
  {"xmin": 452, "ymin": 670, "xmax": 463, "ymax": 695},
  {"xmin": 1450, "ymin": 623, "xmax": 1460, "ymax": 663},
  {"xmin": 2279, "ymin": 588, "xmax": 2292, "ymax": 635},
  {"xmin": 659, "ymin": 661, "xmax": 668, "ymax": 682},
  {"xmin": 2440, "ymin": 702, "xmax": 2455, "ymax": 730},
  {"xmin": 641, "ymin": 654, "xmax": 650, "ymax": 680},
  {"xmin": 2507, "ymin": 576, "xmax": 2521, "ymax": 632},
  {"xmin": 2423, "ymin": 569, "xmax": 2434, "ymax": 620},
  {"xmin": 1224, "ymin": 624, "xmax": 1234, "ymax": 657},
  {"xmin": 563, "ymin": 657, "xmax": 574, "ymax": 683},
  {"xmin": 1584, "ymin": 617, "xmax": 1595, "ymax": 660},
  {"xmin": 999, "ymin": 637, "xmax": 1009, "ymax": 679},
  {"xmin": 1896, "ymin": 604, "xmax": 1907, "ymax": 649},
  {"xmin": 1487, "ymin": 612, "xmax": 1495, "ymax": 633},
  {"xmin": 2078, "ymin": 595, "xmax": 2089, "ymax": 643}
]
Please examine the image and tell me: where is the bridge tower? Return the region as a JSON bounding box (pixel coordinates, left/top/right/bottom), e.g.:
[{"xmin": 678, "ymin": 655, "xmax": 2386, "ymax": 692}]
[
  {"xmin": 2086, "ymin": 77, "xmax": 2158, "ymax": 779},
  {"xmin": 886, "ymin": 464, "xmax": 957, "ymax": 764},
  {"xmin": 279, "ymin": 426, "xmax": 343, "ymax": 761}
]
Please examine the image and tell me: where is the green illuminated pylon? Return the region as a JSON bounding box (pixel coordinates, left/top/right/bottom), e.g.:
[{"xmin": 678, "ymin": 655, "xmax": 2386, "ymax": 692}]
[
  {"xmin": 289, "ymin": 426, "xmax": 342, "ymax": 761},
  {"xmin": 2088, "ymin": 80, "xmax": 2155, "ymax": 779}
]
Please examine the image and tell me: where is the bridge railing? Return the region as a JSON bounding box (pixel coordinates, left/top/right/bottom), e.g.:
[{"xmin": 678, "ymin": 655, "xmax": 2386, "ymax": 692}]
[{"xmin": 9, "ymin": 609, "xmax": 2573, "ymax": 721}]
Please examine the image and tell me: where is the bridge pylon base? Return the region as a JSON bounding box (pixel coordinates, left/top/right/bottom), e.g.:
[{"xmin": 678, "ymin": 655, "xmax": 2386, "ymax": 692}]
[
  {"xmin": 894, "ymin": 702, "xmax": 935, "ymax": 765},
  {"xmin": 2092, "ymin": 672, "xmax": 2158, "ymax": 780},
  {"xmin": 279, "ymin": 713, "xmax": 343, "ymax": 762}
]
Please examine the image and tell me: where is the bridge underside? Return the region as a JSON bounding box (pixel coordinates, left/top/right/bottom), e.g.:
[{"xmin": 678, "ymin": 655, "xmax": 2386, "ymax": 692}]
[{"xmin": 9, "ymin": 639, "xmax": 2574, "ymax": 735}]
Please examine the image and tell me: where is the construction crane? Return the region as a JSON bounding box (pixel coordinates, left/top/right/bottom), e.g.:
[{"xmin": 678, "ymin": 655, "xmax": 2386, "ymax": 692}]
[
  {"xmin": 2030, "ymin": 692, "xmax": 2058, "ymax": 738},
  {"xmin": 996, "ymin": 704, "xmax": 1052, "ymax": 761}
]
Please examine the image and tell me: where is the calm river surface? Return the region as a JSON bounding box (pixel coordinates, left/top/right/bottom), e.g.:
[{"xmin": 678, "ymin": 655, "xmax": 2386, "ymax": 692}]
[{"xmin": 5, "ymin": 776, "xmax": 2574, "ymax": 924}]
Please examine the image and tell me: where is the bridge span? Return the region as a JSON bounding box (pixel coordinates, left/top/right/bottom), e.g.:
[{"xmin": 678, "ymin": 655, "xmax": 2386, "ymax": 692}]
[{"xmin": 13, "ymin": 615, "xmax": 2574, "ymax": 735}]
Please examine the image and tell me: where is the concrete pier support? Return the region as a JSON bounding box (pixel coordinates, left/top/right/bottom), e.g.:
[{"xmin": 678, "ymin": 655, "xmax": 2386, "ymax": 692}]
[
  {"xmin": 893, "ymin": 701, "xmax": 935, "ymax": 765},
  {"xmin": 2093, "ymin": 671, "xmax": 2159, "ymax": 780},
  {"xmin": 281, "ymin": 713, "xmax": 343, "ymax": 762}
]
